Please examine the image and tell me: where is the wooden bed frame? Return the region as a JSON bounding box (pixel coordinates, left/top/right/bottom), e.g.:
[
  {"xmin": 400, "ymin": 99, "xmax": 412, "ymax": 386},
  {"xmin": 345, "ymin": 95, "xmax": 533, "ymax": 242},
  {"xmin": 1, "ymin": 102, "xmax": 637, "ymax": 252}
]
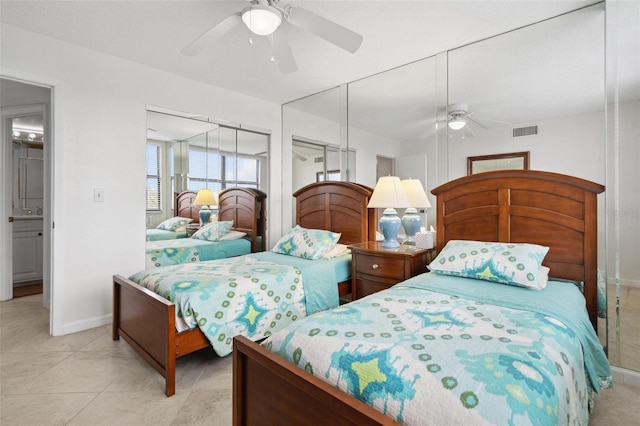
[
  {"xmin": 174, "ymin": 188, "xmax": 267, "ymax": 252},
  {"xmin": 113, "ymin": 181, "xmax": 376, "ymax": 397},
  {"xmin": 232, "ymin": 170, "xmax": 605, "ymax": 425}
]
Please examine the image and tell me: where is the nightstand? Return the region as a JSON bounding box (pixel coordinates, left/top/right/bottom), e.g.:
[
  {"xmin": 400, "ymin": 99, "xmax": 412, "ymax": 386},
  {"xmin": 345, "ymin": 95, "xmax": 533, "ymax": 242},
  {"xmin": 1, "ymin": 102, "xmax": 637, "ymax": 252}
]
[
  {"xmin": 349, "ymin": 242, "xmax": 436, "ymax": 300},
  {"xmin": 185, "ymin": 224, "xmax": 200, "ymax": 237}
]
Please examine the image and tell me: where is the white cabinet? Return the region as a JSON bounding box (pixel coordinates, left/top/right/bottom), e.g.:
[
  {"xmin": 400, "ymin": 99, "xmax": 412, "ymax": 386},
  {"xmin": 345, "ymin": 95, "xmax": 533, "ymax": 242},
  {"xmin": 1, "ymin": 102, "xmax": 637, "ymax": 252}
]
[{"xmin": 13, "ymin": 218, "xmax": 43, "ymax": 283}]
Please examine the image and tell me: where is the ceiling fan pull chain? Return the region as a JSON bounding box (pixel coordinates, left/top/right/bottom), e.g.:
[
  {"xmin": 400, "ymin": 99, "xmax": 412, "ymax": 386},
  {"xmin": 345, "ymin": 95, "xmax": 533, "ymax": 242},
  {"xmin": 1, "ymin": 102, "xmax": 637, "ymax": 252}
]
[{"xmin": 247, "ymin": 5, "xmax": 254, "ymax": 44}]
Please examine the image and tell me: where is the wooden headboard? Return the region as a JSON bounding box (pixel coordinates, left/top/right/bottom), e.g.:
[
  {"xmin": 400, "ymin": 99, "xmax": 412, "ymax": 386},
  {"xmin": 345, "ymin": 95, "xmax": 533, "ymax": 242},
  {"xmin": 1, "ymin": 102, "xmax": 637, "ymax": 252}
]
[
  {"xmin": 174, "ymin": 191, "xmax": 199, "ymax": 222},
  {"xmin": 431, "ymin": 170, "xmax": 605, "ymax": 329},
  {"xmin": 293, "ymin": 181, "xmax": 377, "ymax": 245},
  {"xmin": 219, "ymin": 188, "xmax": 267, "ymax": 253}
]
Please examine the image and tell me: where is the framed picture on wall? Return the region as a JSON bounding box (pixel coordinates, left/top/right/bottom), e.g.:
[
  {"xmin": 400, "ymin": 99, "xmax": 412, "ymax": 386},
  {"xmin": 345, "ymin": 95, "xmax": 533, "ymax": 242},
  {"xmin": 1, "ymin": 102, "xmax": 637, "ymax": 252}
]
[{"xmin": 467, "ymin": 151, "xmax": 530, "ymax": 175}]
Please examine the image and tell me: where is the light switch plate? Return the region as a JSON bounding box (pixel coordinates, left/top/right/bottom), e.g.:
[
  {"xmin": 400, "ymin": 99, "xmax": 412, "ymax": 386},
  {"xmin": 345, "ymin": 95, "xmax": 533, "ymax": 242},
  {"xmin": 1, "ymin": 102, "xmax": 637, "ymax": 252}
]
[{"xmin": 94, "ymin": 188, "xmax": 104, "ymax": 202}]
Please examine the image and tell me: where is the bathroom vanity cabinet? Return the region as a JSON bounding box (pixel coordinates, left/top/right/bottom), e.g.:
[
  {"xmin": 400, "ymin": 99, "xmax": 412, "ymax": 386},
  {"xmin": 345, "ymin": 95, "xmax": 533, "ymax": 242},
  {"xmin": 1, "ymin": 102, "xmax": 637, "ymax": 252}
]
[{"xmin": 13, "ymin": 218, "xmax": 43, "ymax": 283}]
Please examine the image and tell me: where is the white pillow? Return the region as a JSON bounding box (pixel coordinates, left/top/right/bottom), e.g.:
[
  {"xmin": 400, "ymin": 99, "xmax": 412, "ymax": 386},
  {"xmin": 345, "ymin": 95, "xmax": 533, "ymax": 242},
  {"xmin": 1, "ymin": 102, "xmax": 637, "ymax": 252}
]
[
  {"xmin": 322, "ymin": 244, "xmax": 351, "ymax": 259},
  {"xmin": 218, "ymin": 230, "xmax": 248, "ymax": 241}
]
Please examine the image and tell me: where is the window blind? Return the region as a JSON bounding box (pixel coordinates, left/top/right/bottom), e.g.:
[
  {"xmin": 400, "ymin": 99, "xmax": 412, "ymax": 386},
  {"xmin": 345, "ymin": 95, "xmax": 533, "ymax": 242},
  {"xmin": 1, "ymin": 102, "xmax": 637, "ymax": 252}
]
[{"xmin": 146, "ymin": 144, "xmax": 161, "ymax": 211}]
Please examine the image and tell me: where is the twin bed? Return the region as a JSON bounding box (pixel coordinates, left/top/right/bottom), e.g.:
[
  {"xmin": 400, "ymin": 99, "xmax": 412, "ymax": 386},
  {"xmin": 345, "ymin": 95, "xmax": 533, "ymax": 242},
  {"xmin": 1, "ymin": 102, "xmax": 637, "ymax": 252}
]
[
  {"xmin": 232, "ymin": 170, "xmax": 610, "ymax": 425},
  {"xmin": 113, "ymin": 181, "xmax": 376, "ymax": 397},
  {"xmin": 145, "ymin": 188, "xmax": 267, "ymax": 268}
]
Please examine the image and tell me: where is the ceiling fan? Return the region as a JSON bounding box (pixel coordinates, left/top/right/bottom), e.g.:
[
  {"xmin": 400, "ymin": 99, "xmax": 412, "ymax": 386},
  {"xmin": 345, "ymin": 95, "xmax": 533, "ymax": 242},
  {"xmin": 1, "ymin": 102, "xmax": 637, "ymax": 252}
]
[
  {"xmin": 447, "ymin": 103, "xmax": 510, "ymax": 139},
  {"xmin": 181, "ymin": 0, "xmax": 364, "ymax": 74}
]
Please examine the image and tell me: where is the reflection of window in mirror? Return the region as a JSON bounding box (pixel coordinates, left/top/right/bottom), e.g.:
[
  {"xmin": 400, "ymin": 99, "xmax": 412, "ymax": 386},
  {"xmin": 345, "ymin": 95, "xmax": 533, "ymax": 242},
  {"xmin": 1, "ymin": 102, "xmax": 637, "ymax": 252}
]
[
  {"xmin": 316, "ymin": 170, "xmax": 340, "ymax": 182},
  {"xmin": 146, "ymin": 143, "xmax": 162, "ymax": 212},
  {"xmin": 467, "ymin": 152, "xmax": 530, "ymax": 175}
]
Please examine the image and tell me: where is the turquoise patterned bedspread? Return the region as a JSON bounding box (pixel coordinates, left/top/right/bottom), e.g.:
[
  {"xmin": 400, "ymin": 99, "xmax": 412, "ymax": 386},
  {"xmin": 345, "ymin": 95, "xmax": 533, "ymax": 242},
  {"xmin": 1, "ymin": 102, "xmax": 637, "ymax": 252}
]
[
  {"xmin": 129, "ymin": 253, "xmax": 342, "ymax": 356},
  {"xmin": 145, "ymin": 238, "xmax": 251, "ymax": 268},
  {"xmin": 263, "ymin": 273, "xmax": 612, "ymax": 425},
  {"xmin": 146, "ymin": 229, "xmax": 187, "ymax": 241}
]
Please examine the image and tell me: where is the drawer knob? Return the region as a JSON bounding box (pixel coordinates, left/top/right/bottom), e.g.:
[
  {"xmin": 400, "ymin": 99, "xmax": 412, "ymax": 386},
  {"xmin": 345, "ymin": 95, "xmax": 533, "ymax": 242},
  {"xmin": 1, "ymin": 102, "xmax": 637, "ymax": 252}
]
[{"xmin": 372, "ymin": 264, "xmax": 379, "ymax": 269}]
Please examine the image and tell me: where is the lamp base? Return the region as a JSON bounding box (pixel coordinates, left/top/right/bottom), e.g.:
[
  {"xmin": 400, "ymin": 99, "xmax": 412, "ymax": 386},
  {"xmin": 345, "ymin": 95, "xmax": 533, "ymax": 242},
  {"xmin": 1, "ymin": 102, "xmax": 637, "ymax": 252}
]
[
  {"xmin": 379, "ymin": 208, "xmax": 401, "ymax": 250},
  {"xmin": 199, "ymin": 206, "xmax": 211, "ymax": 227},
  {"xmin": 401, "ymin": 207, "xmax": 422, "ymax": 245}
]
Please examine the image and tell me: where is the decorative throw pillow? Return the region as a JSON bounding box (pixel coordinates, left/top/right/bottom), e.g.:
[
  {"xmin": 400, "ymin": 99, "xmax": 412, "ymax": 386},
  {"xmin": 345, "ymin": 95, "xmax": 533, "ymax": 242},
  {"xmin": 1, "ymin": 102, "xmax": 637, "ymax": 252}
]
[
  {"xmin": 428, "ymin": 240, "xmax": 550, "ymax": 289},
  {"xmin": 192, "ymin": 221, "xmax": 234, "ymax": 241},
  {"xmin": 156, "ymin": 216, "xmax": 193, "ymax": 231},
  {"xmin": 272, "ymin": 225, "xmax": 341, "ymax": 260}
]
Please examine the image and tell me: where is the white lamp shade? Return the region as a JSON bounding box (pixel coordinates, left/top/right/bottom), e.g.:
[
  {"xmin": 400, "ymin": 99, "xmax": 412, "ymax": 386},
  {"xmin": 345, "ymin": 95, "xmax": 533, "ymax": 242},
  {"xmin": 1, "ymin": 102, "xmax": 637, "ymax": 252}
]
[
  {"xmin": 401, "ymin": 179, "xmax": 431, "ymax": 208},
  {"xmin": 193, "ymin": 189, "xmax": 217, "ymax": 206},
  {"xmin": 368, "ymin": 176, "xmax": 410, "ymax": 209},
  {"xmin": 242, "ymin": 5, "xmax": 282, "ymax": 35}
]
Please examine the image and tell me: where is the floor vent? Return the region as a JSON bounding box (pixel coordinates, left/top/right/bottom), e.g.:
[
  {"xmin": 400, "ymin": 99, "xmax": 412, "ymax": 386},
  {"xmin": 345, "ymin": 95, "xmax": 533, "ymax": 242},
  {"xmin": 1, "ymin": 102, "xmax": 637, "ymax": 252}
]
[{"xmin": 512, "ymin": 125, "xmax": 538, "ymax": 137}]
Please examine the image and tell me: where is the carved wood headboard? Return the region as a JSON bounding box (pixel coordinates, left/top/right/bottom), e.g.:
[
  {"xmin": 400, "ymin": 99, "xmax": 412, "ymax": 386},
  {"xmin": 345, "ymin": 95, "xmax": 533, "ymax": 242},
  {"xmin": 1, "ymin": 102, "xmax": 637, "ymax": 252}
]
[
  {"xmin": 219, "ymin": 188, "xmax": 267, "ymax": 253},
  {"xmin": 293, "ymin": 181, "xmax": 377, "ymax": 245}
]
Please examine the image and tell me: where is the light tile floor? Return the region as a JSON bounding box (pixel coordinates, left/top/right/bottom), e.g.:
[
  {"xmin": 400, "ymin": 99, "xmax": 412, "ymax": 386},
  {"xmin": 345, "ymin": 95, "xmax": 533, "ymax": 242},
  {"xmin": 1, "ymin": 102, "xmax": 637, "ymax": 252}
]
[{"xmin": 1, "ymin": 293, "xmax": 639, "ymax": 425}]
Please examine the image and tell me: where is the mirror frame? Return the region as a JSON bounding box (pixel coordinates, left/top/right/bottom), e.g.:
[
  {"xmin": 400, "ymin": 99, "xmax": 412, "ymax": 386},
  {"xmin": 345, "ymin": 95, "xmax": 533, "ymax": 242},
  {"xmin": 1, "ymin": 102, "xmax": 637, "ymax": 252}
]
[{"xmin": 467, "ymin": 151, "xmax": 530, "ymax": 175}]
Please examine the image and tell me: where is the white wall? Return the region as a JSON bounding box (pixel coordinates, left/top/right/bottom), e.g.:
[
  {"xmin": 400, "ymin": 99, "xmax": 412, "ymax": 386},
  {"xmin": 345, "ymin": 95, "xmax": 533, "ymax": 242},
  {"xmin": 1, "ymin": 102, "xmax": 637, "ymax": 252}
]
[{"xmin": 1, "ymin": 24, "xmax": 282, "ymax": 335}]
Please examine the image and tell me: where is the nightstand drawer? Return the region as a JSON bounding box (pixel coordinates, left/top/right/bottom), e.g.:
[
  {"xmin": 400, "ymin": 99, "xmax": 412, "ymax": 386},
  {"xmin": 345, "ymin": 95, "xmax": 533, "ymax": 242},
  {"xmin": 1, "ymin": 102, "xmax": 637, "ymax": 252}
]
[{"xmin": 354, "ymin": 254, "xmax": 405, "ymax": 280}]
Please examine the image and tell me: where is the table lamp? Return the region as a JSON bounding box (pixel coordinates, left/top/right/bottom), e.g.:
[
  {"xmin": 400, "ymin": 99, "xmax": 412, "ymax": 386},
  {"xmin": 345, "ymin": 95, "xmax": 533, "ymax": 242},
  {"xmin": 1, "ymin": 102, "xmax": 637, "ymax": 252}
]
[
  {"xmin": 401, "ymin": 179, "xmax": 431, "ymax": 245},
  {"xmin": 367, "ymin": 176, "xmax": 410, "ymax": 249},
  {"xmin": 193, "ymin": 189, "xmax": 217, "ymax": 227}
]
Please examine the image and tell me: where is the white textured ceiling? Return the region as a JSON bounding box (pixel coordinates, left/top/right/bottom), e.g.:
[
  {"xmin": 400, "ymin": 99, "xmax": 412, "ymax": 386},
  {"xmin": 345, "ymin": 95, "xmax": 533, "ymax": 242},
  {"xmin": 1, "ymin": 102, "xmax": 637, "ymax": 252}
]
[{"xmin": 0, "ymin": 0, "xmax": 600, "ymax": 105}]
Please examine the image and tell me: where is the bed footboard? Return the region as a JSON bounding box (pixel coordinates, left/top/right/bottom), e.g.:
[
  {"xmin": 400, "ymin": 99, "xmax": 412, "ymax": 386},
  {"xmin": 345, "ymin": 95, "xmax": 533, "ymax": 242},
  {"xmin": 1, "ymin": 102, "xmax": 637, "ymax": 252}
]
[
  {"xmin": 113, "ymin": 274, "xmax": 177, "ymax": 396},
  {"xmin": 232, "ymin": 335, "xmax": 398, "ymax": 425}
]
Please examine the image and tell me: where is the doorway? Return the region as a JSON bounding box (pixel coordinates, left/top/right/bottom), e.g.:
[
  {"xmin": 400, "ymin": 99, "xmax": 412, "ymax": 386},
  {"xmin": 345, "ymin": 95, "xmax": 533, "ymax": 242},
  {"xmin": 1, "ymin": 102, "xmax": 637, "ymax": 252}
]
[{"xmin": 0, "ymin": 78, "xmax": 52, "ymax": 320}]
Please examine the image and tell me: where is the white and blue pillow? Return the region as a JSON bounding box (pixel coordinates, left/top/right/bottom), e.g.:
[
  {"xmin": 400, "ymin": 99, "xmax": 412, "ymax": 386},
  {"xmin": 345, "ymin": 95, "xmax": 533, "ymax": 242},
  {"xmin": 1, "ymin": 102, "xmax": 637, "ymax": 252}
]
[
  {"xmin": 192, "ymin": 221, "xmax": 233, "ymax": 242},
  {"xmin": 272, "ymin": 225, "xmax": 341, "ymax": 260},
  {"xmin": 429, "ymin": 240, "xmax": 550, "ymax": 290},
  {"xmin": 156, "ymin": 216, "xmax": 193, "ymax": 231}
]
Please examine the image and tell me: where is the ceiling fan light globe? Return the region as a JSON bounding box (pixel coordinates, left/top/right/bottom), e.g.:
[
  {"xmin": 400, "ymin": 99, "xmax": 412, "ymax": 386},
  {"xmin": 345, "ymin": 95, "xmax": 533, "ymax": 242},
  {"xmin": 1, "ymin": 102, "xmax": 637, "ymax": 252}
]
[
  {"xmin": 448, "ymin": 119, "xmax": 466, "ymax": 130},
  {"xmin": 241, "ymin": 5, "xmax": 282, "ymax": 36}
]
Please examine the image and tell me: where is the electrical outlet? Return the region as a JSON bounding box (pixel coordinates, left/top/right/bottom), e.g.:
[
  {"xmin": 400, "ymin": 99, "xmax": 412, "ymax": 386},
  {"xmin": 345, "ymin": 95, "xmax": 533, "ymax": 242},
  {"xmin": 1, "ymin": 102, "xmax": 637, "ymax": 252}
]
[{"xmin": 94, "ymin": 188, "xmax": 104, "ymax": 202}]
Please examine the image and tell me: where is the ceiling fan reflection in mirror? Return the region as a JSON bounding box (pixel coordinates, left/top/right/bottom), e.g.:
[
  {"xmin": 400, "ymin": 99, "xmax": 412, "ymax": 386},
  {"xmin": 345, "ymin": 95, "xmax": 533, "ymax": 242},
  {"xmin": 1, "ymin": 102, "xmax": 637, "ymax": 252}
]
[
  {"xmin": 181, "ymin": 0, "xmax": 364, "ymax": 74},
  {"xmin": 447, "ymin": 103, "xmax": 511, "ymax": 139}
]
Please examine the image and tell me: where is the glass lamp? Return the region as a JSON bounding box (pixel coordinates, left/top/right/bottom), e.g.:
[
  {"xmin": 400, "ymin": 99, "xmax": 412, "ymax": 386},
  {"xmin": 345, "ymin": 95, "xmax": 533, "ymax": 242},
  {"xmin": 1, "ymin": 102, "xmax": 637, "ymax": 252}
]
[
  {"xmin": 368, "ymin": 176, "xmax": 410, "ymax": 250},
  {"xmin": 193, "ymin": 189, "xmax": 217, "ymax": 227},
  {"xmin": 401, "ymin": 179, "xmax": 431, "ymax": 245},
  {"xmin": 241, "ymin": 3, "xmax": 282, "ymax": 35}
]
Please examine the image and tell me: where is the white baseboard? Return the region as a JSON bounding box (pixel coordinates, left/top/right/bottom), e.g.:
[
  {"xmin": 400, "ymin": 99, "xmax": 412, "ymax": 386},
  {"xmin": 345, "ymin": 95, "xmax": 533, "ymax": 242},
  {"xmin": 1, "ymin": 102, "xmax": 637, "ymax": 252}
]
[
  {"xmin": 611, "ymin": 366, "xmax": 640, "ymax": 388},
  {"xmin": 606, "ymin": 277, "xmax": 640, "ymax": 289},
  {"xmin": 60, "ymin": 313, "xmax": 112, "ymax": 336}
]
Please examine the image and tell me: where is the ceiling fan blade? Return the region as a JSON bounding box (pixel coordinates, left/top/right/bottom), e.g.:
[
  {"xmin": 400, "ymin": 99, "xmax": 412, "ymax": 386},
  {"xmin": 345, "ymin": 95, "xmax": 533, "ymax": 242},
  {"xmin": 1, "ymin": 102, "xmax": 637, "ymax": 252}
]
[
  {"xmin": 181, "ymin": 13, "xmax": 242, "ymax": 56},
  {"xmin": 270, "ymin": 30, "xmax": 298, "ymax": 74},
  {"xmin": 467, "ymin": 116, "xmax": 488, "ymax": 129},
  {"xmin": 287, "ymin": 7, "xmax": 363, "ymax": 53},
  {"xmin": 462, "ymin": 125, "xmax": 476, "ymax": 139}
]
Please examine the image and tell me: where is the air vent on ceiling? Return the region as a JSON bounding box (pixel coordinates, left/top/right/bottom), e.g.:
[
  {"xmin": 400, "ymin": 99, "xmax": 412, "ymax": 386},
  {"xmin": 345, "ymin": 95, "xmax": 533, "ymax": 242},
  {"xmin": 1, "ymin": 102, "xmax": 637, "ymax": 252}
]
[
  {"xmin": 314, "ymin": 157, "xmax": 324, "ymax": 163},
  {"xmin": 512, "ymin": 125, "xmax": 539, "ymax": 138}
]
